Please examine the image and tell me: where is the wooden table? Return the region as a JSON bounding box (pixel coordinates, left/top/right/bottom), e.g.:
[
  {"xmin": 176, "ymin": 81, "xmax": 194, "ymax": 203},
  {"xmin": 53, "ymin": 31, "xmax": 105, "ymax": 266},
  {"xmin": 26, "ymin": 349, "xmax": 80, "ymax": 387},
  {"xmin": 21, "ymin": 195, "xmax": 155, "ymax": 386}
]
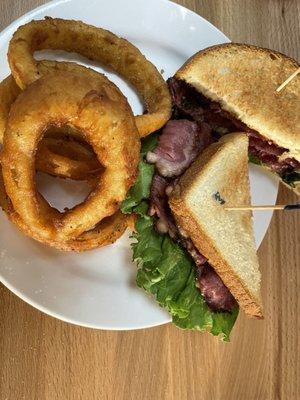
[{"xmin": 0, "ymin": 1, "xmax": 299, "ymax": 399}]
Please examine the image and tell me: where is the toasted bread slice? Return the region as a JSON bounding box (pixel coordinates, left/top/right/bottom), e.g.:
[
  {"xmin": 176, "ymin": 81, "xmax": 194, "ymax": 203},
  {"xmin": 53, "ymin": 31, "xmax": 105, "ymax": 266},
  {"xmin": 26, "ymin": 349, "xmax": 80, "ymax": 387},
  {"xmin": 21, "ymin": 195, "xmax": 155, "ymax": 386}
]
[
  {"xmin": 169, "ymin": 133, "xmax": 263, "ymax": 318},
  {"xmin": 175, "ymin": 43, "xmax": 300, "ymax": 195}
]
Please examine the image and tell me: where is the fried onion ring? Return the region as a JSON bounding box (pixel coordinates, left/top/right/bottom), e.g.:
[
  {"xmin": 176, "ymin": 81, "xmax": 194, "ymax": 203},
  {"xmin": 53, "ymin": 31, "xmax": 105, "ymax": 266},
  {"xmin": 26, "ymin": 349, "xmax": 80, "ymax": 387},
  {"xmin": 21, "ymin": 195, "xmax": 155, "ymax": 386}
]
[
  {"xmin": 0, "ymin": 62, "xmax": 117, "ymax": 179},
  {"xmin": 8, "ymin": 17, "xmax": 171, "ymax": 137},
  {"xmin": 0, "ymin": 167, "xmax": 128, "ymax": 251},
  {"xmin": 1, "ymin": 71, "xmax": 140, "ymax": 244},
  {"xmin": 0, "ymin": 75, "xmax": 21, "ymax": 141},
  {"xmin": 0, "ymin": 71, "xmax": 100, "ymax": 180}
]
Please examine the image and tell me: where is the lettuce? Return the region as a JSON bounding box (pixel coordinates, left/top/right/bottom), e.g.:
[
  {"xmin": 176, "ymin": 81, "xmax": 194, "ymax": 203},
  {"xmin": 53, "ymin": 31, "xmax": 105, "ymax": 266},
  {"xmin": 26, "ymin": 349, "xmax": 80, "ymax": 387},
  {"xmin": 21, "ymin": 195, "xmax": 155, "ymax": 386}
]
[
  {"xmin": 121, "ymin": 134, "xmax": 158, "ymax": 214},
  {"xmin": 121, "ymin": 134, "xmax": 239, "ymax": 341},
  {"xmin": 248, "ymin": 154, "xmax": 262, "ymax": 165},
  {"xmin": 132, "ymin": 206, "xmax": 238, "ymax": 341},
  {"xmin": 249, "ymin": 154, "xmax": 300, "ymax": 189}
]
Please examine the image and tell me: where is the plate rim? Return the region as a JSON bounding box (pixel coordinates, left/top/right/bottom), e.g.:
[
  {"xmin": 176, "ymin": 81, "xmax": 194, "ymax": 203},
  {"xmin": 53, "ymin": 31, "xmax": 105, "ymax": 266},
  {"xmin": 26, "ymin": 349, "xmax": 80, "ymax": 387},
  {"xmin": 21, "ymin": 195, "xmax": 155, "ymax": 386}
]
[{"xmin": 0, "ymin": 0, "xmax": 230, "ymax": 44}]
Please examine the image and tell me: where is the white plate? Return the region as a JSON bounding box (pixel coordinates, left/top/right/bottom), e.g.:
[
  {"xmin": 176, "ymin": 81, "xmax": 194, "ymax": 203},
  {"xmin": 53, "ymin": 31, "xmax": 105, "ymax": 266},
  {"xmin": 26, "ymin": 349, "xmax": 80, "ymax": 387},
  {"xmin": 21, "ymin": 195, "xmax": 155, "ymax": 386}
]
[{"xmin": 0, "ymin": 0, "xmax": 278, "ymax": 330}]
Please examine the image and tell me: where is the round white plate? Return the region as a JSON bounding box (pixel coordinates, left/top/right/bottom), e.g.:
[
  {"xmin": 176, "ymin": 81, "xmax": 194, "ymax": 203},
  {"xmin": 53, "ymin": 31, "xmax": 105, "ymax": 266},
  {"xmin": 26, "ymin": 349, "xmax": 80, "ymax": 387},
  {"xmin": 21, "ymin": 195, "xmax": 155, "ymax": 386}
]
[{"xmin": 0, "ymin": 0, "xmax": 278, "ymax": 330}]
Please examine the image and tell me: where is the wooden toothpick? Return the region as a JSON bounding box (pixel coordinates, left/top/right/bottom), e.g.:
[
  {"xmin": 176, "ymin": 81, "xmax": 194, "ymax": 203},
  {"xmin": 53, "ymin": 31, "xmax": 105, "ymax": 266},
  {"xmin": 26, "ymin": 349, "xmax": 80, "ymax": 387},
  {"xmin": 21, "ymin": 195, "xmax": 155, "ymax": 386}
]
[
  {"xmin": 225, "ymin": 203, "xmax": 300, "ymax": 211},
  {"xmin": 276, "ymin": 67, "xmax": 300, "ymax": 92}
]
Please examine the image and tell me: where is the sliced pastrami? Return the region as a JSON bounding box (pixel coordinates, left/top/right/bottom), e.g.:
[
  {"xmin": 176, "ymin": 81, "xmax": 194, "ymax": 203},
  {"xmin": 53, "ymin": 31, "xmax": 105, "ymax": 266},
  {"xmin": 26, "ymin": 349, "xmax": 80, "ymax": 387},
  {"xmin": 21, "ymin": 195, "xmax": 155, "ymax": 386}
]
[
  {"xmin": 149, "ymin": 174, "xmax": 178, "ymax": 238},
  {"xmin": 168, "ymin": 77, "xmax": 299, "ymax": 178},
  {"xmin": 196, "ymin": 265, "xmax": 237, "ymax": 312},
  {"xmin": 146, "ymin": 119, "xmax": 213, "ymax": 178},
  {"xmin": 168, "ymin": 77, "xmax": 207, "ymax": 120}
]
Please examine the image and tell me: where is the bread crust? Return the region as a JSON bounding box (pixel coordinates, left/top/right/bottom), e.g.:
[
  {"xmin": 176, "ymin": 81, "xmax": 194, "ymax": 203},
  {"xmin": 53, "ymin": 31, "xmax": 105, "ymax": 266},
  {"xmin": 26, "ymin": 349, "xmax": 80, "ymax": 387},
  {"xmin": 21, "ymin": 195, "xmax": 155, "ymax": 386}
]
[
  {"xmin": 169, "ymin": 133, "xmax": 263, "ymax": 318},
  {"xmin": 175, "ymin": 43, "xmax": 300, "ymax": 171}
]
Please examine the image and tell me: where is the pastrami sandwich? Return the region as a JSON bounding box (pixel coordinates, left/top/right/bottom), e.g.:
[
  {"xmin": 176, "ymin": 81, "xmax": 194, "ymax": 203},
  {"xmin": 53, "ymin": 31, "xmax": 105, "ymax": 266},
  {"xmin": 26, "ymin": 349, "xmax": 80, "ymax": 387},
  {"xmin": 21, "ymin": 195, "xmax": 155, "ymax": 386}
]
[
  {"xmin": 121, "ymin": 131, "xmax": 262, "ymax": 341},
  {"xmin": 168, "ymin": 43, "xmax": 300, "ymax": 194},
  {"xmin": 120, "ymin": 42, "xmax": 300, "ymax": 339},
  {"xmin": 168, "ymin": 133, "xmax": 262, "ymax": 319}
]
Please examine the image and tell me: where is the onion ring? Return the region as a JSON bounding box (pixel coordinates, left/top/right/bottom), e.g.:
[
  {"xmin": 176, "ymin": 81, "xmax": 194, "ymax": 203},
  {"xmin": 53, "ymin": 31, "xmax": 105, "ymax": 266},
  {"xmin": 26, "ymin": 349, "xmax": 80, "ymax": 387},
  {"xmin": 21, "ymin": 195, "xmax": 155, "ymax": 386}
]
[
  {"xmin": 0, "ymin": 167, "xmax": 128, "ymax": 251},
  {"xmin": 0, "ymin": 62, "xmax": 118, "ymax": 179},
  {"xmin": 8, "ymin": 17, "xmax": 172, "ymax": 137},
  {"xmin": 0, "ymin": 75, "xmax": 21, "ymax": 142},
  {"xmin": 1, "ymin": 71, "xmax": 140, "ymax": 243},
  {"xmin": 0, "ymin": 70, "xmax": 100, "ymax": 180}
]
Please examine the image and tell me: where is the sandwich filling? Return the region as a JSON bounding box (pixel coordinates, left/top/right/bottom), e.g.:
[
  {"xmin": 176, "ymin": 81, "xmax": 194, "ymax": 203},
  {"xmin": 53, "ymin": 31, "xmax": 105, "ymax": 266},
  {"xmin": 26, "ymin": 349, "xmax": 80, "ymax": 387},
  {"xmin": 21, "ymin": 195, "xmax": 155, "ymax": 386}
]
[
  {"xmin": 167, "ymin": 77, "xmax": 300, "ymax": 187},
  {"xmin": 146, "ymin": 119, "xmax": 236, "ymax": 312}
]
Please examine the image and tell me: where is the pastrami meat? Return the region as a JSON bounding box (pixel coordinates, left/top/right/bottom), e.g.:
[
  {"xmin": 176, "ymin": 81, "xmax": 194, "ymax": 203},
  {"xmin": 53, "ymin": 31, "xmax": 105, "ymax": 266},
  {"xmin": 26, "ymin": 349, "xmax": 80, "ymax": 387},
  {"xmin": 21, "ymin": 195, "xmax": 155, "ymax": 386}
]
[{"xmin": 168, "ymin": 77, "xmax": 300, "ymax": 176}]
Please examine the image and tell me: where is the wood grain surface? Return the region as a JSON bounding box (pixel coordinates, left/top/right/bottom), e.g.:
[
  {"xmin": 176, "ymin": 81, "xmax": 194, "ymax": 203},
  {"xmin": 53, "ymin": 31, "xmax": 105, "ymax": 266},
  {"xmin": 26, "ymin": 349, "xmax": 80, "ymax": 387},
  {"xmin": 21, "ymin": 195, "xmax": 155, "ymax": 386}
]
[{"xmin": 0, "ymin": 1, "xmax": 299, "ymax": 399}]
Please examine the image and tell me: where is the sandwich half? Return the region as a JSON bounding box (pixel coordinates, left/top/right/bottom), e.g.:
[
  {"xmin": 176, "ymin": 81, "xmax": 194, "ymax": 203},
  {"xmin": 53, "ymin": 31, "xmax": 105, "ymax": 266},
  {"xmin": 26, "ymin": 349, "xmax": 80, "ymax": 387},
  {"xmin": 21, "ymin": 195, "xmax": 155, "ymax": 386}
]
[
  {"xmin": 169, "ymin": 43, "xmax": 300, "ymax": 194},
  {"xmin": 169, "ymin": 133, "xmax": 262, "ymax": 318},
  {"xmin": 122, "ymin": 131, "xmax": 262, "ymax": 340}
]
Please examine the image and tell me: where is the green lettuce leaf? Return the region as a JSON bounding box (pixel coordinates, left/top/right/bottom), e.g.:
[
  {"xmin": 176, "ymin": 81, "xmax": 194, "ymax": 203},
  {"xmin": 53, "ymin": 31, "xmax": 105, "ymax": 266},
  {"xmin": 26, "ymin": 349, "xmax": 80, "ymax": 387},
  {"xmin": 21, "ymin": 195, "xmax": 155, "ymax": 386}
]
[
  {"xmin": 121, "ymin": 134, "xmax": 158, "ymax": 214},
  {"xmin": 133, "ymin": 209, "xmax": 239, "ymax": 341},
  {"xmin": 122, "ymin": 133, "xmax": 239, "ymax": 341},
  {"xmin": 248, "ymin": 154, "xmax": 262, "ymax": 165},
  {"xmin": 249, "ymin": 154, "xmax": 300, "ymax": 189}
]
